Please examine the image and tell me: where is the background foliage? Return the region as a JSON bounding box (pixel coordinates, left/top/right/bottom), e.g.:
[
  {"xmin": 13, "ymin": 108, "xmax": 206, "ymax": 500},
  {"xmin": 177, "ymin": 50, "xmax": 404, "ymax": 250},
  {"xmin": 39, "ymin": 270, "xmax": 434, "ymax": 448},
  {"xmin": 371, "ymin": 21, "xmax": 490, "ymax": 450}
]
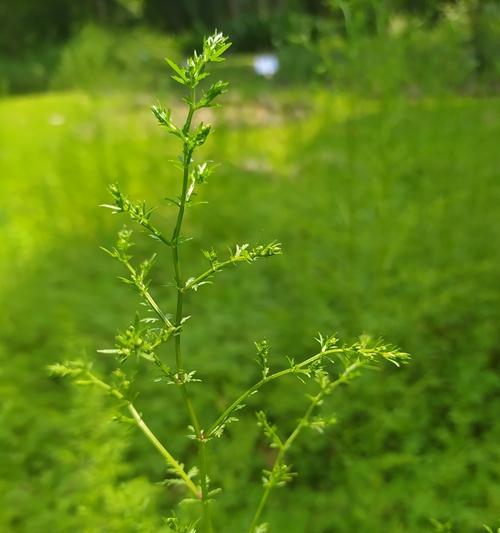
[{"xmin": 0, "ymin": 1, "xmax": 499, "ymax": 532}]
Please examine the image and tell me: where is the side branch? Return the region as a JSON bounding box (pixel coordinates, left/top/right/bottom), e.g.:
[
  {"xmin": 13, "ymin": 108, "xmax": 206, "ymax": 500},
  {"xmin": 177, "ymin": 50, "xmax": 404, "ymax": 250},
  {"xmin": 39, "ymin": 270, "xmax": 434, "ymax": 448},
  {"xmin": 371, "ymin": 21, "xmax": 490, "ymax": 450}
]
[
  {"xmin": 121, "ymin": 260, "xmax": 176, "ymax": 330},
  {"xmin": 247, "ymin": 361, "xmax": 363, "ymax": 532},
  {"xmin": 84, "ymin": 370, "xmax": 200, "ymax": 497},
  {"xmin": 247, "ymin": 395, "xmax": 321, "ymax": 533},
  {"xmin": 102, "ymin": 184, "xmax": 173, "ymax": 247},
  {"xmin": 183, "ymin": 256, "xmax": 250, "ymax": 292},
  {"xmin": 127, "ymin": 403, "xmax": 200, "ymax": 498},
  {"xmin": 207, "ymin": 348, "xmax": 343, "ymax": 438},
  {"xmin": 184, "ymin": 242, "xmax": 282, "ymax": 292},
  {"xmin": 208, "ymin": 334, "xmax": 407, "ymax": 440}
]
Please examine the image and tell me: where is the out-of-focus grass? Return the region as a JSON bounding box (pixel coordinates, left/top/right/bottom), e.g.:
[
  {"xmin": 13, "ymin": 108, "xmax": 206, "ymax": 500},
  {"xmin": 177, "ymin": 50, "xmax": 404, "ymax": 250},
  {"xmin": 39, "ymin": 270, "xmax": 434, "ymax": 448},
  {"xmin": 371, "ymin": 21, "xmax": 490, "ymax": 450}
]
[{"xmin": 0, "ymin": 87, "xmax": 499, "ymax": 532}]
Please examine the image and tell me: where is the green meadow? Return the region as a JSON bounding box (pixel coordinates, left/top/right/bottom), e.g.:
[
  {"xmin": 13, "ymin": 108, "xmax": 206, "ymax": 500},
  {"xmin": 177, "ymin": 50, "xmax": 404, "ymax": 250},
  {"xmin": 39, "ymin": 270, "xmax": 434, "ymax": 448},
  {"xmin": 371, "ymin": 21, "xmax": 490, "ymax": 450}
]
[{"xmin": 1, "ymin": 78, "xmax": 499, "ymax": 531}]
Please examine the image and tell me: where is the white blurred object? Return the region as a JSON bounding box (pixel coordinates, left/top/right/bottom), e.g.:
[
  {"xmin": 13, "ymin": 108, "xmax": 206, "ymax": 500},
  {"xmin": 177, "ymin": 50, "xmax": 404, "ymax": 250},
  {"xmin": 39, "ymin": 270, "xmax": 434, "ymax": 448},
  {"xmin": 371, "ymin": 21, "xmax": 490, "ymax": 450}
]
[
  {"xmin": 48, "ymin": 114, "xmax": 65, "ymax": 126},
  {"xmin": 253, "ymin": 53, "xmax": 279, "ymax": 78}
]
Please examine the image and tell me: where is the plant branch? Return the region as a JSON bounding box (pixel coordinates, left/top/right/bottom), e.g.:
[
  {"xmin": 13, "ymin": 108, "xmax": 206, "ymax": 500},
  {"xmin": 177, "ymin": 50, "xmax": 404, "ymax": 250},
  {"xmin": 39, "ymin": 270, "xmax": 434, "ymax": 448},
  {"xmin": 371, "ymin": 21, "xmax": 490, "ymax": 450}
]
[
  {"xmin": 247, "ymin": 362, "xmax": 363, "ymax": 532},
  {"xmin": 84, "ymin": 371, "xmax": 199, "ymax": 497},
  {"xmin": 247, "ymin": 396, "xmax": 320, "ymax": 533},
  {"xmin": 127, "ymin": 403, "xmax": 200, "ymax": 497},
  {"xmin": 141, "ymin": 219, "xmax": 173, "ymax": 247},
  {"xmin": 183, "ymin": 256, "xmax": 248, "ymax": 292},
  {"xmin": 209, "ymin": 338, "xmax": 408, "ymax": 439},
  {"xmin": 122, "ymin": 260, "xmax": 175, "ymax": 329},
  {"xmin": 183, "ymin": 241, "xmax": 282, "ymax": 293},
  {"xmin": 208, "ymin": 348, "xmax": 343, "ymax": 438}
]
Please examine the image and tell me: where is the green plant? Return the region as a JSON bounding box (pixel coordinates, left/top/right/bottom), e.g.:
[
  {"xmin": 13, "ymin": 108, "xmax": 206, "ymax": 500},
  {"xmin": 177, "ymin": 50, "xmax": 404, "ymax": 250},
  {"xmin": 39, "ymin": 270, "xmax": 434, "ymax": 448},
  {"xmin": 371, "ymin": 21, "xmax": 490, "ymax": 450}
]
[{"xmin": 49, "ymin": 31, "xmax": 409, "ymax": 532}]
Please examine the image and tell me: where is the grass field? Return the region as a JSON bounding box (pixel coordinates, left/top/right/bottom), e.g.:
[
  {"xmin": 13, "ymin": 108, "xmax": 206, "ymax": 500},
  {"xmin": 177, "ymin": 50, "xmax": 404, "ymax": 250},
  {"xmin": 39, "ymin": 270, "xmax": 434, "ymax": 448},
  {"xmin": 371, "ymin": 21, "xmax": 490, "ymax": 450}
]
[{"xmin": 1, "ymin": 84, "xmax": 499, "ymax": 532}]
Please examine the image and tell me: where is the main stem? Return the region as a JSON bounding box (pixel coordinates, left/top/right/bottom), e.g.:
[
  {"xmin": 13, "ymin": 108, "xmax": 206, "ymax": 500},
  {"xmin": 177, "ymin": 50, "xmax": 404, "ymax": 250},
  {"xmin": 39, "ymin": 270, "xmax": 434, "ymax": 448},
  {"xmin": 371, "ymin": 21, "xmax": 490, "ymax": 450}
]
[{"xmin": 171, "ymin": 90, "xmax": 214, "ymax": 533}]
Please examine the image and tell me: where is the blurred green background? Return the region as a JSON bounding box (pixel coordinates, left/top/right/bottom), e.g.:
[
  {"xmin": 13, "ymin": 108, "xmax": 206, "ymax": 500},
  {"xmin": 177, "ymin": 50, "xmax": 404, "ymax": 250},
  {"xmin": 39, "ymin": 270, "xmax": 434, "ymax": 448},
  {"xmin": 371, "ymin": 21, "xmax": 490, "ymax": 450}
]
[{"xmin": 1, "ymin": 1, "xmax": 499, "ymax": 531}]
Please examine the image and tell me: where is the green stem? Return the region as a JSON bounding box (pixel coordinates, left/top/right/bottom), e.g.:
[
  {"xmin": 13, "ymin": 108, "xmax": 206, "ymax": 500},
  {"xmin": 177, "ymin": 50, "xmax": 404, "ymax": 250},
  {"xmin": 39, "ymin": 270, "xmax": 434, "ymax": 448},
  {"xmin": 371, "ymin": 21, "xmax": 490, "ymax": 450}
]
[
  {"xmin": 171, "ymin": 89, "xmax": 214, "ymax": 533},
  {"xmin": 127, "ymin": 403, "xmax": 200, "ymax": 497},
  {"xmin": 143, "ymin": 289, "xmax": 175, "ymax": 329},
  {"xmin": 85, "ymin": 372, "xmax": 199, "ymax": 497},
  {"xmin": 123, "ymin": 260, "xmax": 175, "ymax": 329},
  {"xmin": 246, "ymin": 362, "xmax": 364, "ymax": 532},
  {"xmin": 171, "ymin": 95, "xmax": 195, "ymax": 371},
  {"xmin": 183, "ymin": 256, "xmax": 248, "ymax": 292},
  {"xmin": 247, "ymin": 484, "xmax": 272, "ymax": 533},
  {"xmin": 208, "ymin": 348, "xmax": 345, "ymax": 438},
  {"xmin": 140, "ymin": 219, "xmax": 173, "ymax": 247},
  {"xmin": 200, "ymin": 439, "xmax": 213, "ymax": 533},
  {"xmin": 247, "ymin": 397, "xmax": 321, "ymax": 533}
]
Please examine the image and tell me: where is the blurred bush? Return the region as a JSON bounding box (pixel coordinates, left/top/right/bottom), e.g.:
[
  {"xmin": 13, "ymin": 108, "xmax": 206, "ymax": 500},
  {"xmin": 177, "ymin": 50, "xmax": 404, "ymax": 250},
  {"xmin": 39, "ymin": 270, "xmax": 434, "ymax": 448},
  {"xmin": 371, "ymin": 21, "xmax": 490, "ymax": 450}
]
[
  {"xmin": 468, "ymin": 0, "xmax": 500, "ymax": 86},
  {"xmin": 51, "ymin": 24, "xmax": 179, "ymax": 92},
  {"xmin": 1, "ymin": 1, "xmax": 498, "ymax": 95},
  {"xmin": 0, "ymin": 48, "xmax": 59, "ymax": 95},
  {"xmin": 276, "ymin": 2, "xmax": 500, "ymax": 95}
]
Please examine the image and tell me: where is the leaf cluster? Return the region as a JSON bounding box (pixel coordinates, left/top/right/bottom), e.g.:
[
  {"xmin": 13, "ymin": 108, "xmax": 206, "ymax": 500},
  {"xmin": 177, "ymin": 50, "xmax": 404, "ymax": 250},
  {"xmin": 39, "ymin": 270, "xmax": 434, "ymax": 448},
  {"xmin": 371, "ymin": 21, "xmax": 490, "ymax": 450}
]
[
  {"xmin": 166, "ymin": 31, "xmax": 231, "ymax": 90},
  {"xmin": 97, "ymin": 314, "xmax": 175, "ymax": 365},
  {"xmin": 184, "ymin": 242, "xmax": 282, "ymax": 292}
]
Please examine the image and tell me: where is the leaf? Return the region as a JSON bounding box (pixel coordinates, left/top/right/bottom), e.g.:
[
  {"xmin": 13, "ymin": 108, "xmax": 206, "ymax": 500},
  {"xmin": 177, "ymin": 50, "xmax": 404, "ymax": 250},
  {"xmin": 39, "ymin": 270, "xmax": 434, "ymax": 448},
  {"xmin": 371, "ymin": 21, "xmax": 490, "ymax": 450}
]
[
  {"xmin": 165, "ymin": 58, "xmax": 188, "ymax": 85},
  {"xmin": 47, "ymin": 361, "xmax": 85, "ymax": 378},
  {"xmin": 198, "ymin": 80, "xmax": 229, "ymax": 108},
  {"xmin": 256, "ymin": 410, "xmax": 283, "ymax": 449},
  {"xmin": 254, "ymin": 340, "xmax": 270, "ymax": 379},
  {"xmin": 99, "ymin": 203, "xmax": 121, "ymax": 211}
]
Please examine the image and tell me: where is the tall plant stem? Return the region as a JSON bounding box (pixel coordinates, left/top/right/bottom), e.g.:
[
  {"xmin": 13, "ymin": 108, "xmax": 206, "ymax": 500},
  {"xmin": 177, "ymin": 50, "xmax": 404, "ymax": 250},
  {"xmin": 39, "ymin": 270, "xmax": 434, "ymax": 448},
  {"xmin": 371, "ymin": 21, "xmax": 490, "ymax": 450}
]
[
  {"xmin": 199, "ymin": 439, "xmax": 213, "ymax": 530},
  {"xmin": 171, "ymin": 89, "xmax": 214, "ymax": 533}
]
